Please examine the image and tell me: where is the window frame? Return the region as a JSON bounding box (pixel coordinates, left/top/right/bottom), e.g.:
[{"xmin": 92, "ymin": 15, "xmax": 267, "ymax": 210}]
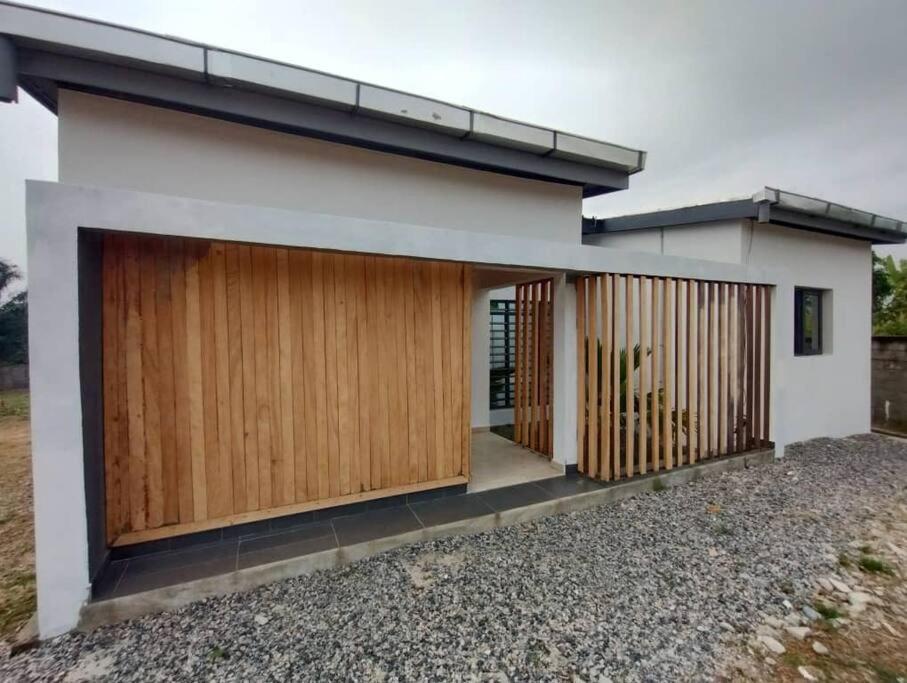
[{"xmin": 794, "ymin": 287, "xmax": 824, "ymax": 356}]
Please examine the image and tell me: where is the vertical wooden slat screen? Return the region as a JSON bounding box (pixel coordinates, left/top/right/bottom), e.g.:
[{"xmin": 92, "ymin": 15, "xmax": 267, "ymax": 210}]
[
  {"xmin": 102, "ymin": 233, "xmax": 472, "ymax": 545},
  {"xmin": 577, "ymin": 274, "xmax": 772, "ymax": 481},
  {"xmin": 514, "ymin": 278, "xmax": 554, "ymax": 457}
]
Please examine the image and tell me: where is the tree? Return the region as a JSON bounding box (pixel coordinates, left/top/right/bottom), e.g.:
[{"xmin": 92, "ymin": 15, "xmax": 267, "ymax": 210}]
[
  {"xmin": 873, "ymin": 254, "xmax": 907, "ymax": 336},
  {"xmin": 0, "ymin": 259, "xmax": 27, "ymax": 365}
]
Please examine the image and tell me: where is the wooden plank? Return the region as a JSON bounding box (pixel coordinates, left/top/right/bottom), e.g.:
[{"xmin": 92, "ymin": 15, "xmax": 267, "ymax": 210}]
[
  {"xmin": 225, "ymin": 243, "xmax": 247, "ymax": 513},
  {"xmin": 763, "ymin": 287, "xmax": 772, "ymax": 445},
  {"xmin": 600, "ymin": 274, "xmax": 611, "ymax": 480},
  {"xmin": 538, "ymin": 287, "xmax": 548, "ymax": 456},
  {"xmin": 113, "ymin": 475, "xmax": 469, "ymax": 547},
  {"xmin": 210, "ymin": 241, "xmax": 234, "ymax": 518},
  {"xmin": 413, "ymin": 262, "xmax": 432, "ymax": 484},
  {"xmin": 287, "ymin": 248, "xmax": 308, "ymax": 501},
  {"xmin": 272, "ymin": 249, "xmax": 294, "ymax": 505},
  {"xmin": 547, "ymin": 279, "xmax": 555, "ymax": 457},
  {"xmin": 638, "ymin": 276, "xmax": 648, "ymax": 475},
  {"xmin": 344, "ymin": 256, "xmax": 362, "ymax": 492},
  {"xmin": 322, "ymin": 254, "xmax": 341, "ymax": 496},
  {"xmin": 403, "ymin": 260, "xmax": 420, "ymax": 483},
  {"xmin": 663, "ymin": 278, "xmax": 674, "ymax": 470},
  {"xmin": 532, "ymin": 281, "xmax": 541, "ymax": 452},
  {"xmin": 154, "ymin": 239, "xmax": 179, "ymax": 525},
  {"xmin": 438, "ymin": 264, "xmax": 455, "ymax": 479},
  {"xmin": 354, "ymin": 255, "xmax": 372, "ymax": 491},
  {"xmin": 102, "ymin": 235, "xmax": 124, "ymax": 539},
  {"xmin": 687, "ymin": 280, "xmax": 697, "ymax": 464},
  {"xmin": 300, "ymin": 250, "xmax": 321, "ymax": 499},
  {"xmin": 625, "ymin": 275, "xmax": 635, "ymax": 477},
  {"xmin": 447, "ymin": 263, "xmax": 463, "ymax": 478},
  {"xmin": 651, "ymin": 278, "xmax": 660, "ymax": 471},
  {"xmin": 168, "ymin": 239, "xmax": 193, "ymax": 523},
  {"xmin": 139, "ymin": 236, "xmax": 165, "ymax": 528},
  {"xmin": 586, "ymin": 276, "xmax": 598, "ymax": 477},
  {"xmin": 697, "ymin": 282, "xmax": 709, "ymax": 460},
  {"xmin": 333, "ymin": 253, "xmax": 353, "ymax": 496},
  {"xmin": 513, "ymin": 285, "xmax": 525, "ymax": 443},
  {"xmin": 251, "ymin": 247, "xmax": 274, "ymax": 508},
  {"xmin": 745, "ymin": 284, "xmax": 755, "ymax": 450},
  {"xmin": 237, "ymin": 245, "xmax": 260, "ymax": 509},
  {"xmin": 429, "ymin": 262, "xmax": 445, "ymax": 484},
  {"xmin": 737, "ymin": 284, "xmax": 747, "ymax": 452},
  {"xmin": 461, "ymin": 266, "xmax": 473, "ymax": 476},
  {"xmin": 612, "ymin": 276, "xmax": 620, "ymax": 479},
  {"xmin": 123, "ymin": 237, "xmax": 147, "ymax": 531},
  {"xmin": 718, "ymin": 283, "xmax": 729, "ymax": 455},
  {"xmin": 524, "ymin": 282, "xmax": 533, "ymax": 448},
  {"xmin": 576, "ymin": 277, "xmax": 586, "ymax": 472},
  {"xmin": 754, "ymin": 284, "xmax": 763, "ymax": 447},
  {"xmin": 184, "ymin": 240, "xmax": 207, "ymax": 520}
]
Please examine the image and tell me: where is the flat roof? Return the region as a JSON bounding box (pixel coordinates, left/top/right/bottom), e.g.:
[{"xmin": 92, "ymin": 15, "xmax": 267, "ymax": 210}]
[
  {"xmin": 583, "ymin": 187, "xmax": 907, "ymax": 245},
  {"xmin": 0, "ymin": 1, "xmax": 645, "ymax": 197}
]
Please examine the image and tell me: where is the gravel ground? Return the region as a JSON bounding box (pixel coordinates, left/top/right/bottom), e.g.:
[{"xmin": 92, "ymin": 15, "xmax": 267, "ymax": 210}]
[{"xmin": 3, "ymin": 434, "xmax": 906, "ymax": 682}]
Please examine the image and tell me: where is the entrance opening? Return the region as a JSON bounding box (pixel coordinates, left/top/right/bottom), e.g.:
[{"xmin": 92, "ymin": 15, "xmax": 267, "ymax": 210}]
[{"xmin": 470, "ymin": 266, "xmax": 559, "ymax": 492}]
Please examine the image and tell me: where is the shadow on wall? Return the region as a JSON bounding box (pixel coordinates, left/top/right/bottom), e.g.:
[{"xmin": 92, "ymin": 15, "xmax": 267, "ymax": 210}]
[
  {"xmin": 872, "ymin": 337, "xmax": 907, "ymax": 436},
  {"xmin": 0, "ymin": 364, "xmax": 28, "ymax": 391}
]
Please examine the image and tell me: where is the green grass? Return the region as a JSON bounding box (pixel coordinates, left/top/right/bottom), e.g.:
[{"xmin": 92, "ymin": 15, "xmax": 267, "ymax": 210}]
[
  {"xmin": 0, "ymin": 571, "xmax": 36, "ymax": 637},
  {"xmin": 814, "ymin": 601, "xmax": 842, "ymax": 620},
  {"xmin": 838, "ymin": 552, "xmax": 852, "ymax": 568},
  {"xmin": 0, "ymin": 390, "xmax": 29, "ymax": 419},
  {"xmin": 208, "ymin": 645, "xmax": 229, "ymax": 662},
  {"xmin": 651, "ymin": 477, "xmax": 666, "ymax": 492},
  {"xmin": 858, "ymin": 555, "xmax": 895, "ymax": 575}
]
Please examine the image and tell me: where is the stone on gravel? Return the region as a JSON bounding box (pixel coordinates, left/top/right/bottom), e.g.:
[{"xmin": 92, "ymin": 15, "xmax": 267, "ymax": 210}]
[
  {"xmin": 817, "ymin": 577, "xmax": 834, "ymax": 592},
  {"xmin": 1, "ymin": 434, "xmax": 904, "ymax": 681},
  {"xmin": 785, "ymin": 626, "xmax": 810, "ymax": 640},
  {"xmin": 758, "ymin": 635, "xmax": 786, "ymax": 654},
  {"xmin": 829, "ymin": 578, "xmax": 851, "ymax": 594},
  {"xmin": 811, "ymin": 641, "xmax": 829, "ymax": 655},
  {"xmin": 802, "ymin": 606, "xmax": 821, "ymax": 621},
  {"xmin": 798, "ymin": 665, "xmax": 819, "ymax": 681}
]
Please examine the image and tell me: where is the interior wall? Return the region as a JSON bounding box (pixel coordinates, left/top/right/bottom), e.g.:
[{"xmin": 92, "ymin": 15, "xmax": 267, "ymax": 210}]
[{"xmin": 58, "ymin": 90, "xmax": 582, "ymax": 243}]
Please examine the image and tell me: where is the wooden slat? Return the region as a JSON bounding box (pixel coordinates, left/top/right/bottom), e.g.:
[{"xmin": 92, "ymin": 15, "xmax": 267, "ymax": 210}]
[
  {"xmin": 586, "ymin": 277, "xmax": 598, "ymax": 477},
  {"xmin": 600, "ymin": 274, "xmax": 611, "ymax": 480},
  {"xmin": 651, "ymin": 278, "xmax": 660, "ymax": 472},
  {"xmin": 461, "ymin": 265, "xmax": 473, "ymax": 476},
  {"xmin": 287, "ymin": 248, "xmax": 308, "ymax": 500},
  {"xmin": 184, "ymin": 241, "xmax": 207, "ymax": 521},
  {"xmin": 168, "ymin": 239, "xmax": 193, "ymax": 524},
  {"xmin": 625, "ymin": 275, "xmax": 635, "ymax": 477},
  {"xmin": 611, "ymin": 276, "xmax": 620, "ymax": 479},
  {"xmin": 718, "ymin": 283, "xmax": 728, "ymax": 455},
  {"xmin": 638, "ymin": 277, "xmax": 648, "ymax": 476},
  {"xmin": 763, "ymin": 287, "xmax": 772, "ymax": 446},
  {"xmin": 102, "ymin": 236, "xmax": 125, "ymax": 539},
  {"xmin": 237, "ymin": 245, "xmax": 260, "ymax": 509},
  {"xmin": 687, "ymin": 280, "xmax": 697, "ymax": 464},
  {"xmin": 154, "ymin": 240, "xmax": 179, "ymax": 525},
  {"xmin": 355, "ymin": 255, "xmax": 372, "ymax": 490},
  {"xmin": 698, "ymin": 281, "xmax": 707, "ymax": 461},
  {"xmin": 334, "ymin": 253, "xmax": 353, "ymax": 495},
  {"xmin": 224, "ymin": 244, "xmax": 247, "ymax": 513},
  {"xmin": 663, "ymin": 278, "xmax": 674, "ymax": 470},
  {"xmin": 514, "ymin": 284, "xmax": 523, "ymax": 444},
  {"xmin": 754, "ymin": 285, "xmax": 763, "ymax": 448},
  {"xmin": 576, "ymin": 277, "xmax": 586, "ymax": 470}
]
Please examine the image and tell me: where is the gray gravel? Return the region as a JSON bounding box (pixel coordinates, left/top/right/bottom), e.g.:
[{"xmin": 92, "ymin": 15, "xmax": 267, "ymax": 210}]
[{"xmin": 4, "ymin": 434, "xmax": 906, "ymax": 682}]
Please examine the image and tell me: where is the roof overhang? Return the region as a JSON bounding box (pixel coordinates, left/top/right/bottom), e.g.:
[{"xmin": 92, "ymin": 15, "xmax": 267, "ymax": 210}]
[
  {"xmin": 0, "ymin": 1, "xmax": 646, "ymax": 198},
  {"xmin": 584, "ymin": 187, "xmax": 906, "ymax": 245}
]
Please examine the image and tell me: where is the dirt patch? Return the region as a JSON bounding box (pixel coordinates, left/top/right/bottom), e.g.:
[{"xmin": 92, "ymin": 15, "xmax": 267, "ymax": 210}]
[
  {"xmin": 0, "ymin": 391, "xmax": 34, "ymax": 640},
  {"xmin": 725, "ymin": 483, "xmax": 907, "ymax": 682},
  {"xmin": 404, "ymin": 549, "xmax": 466, "ymax": 589}
]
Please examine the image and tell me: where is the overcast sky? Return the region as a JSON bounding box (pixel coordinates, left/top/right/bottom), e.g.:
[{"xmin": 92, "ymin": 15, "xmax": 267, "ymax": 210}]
[{"xmin": 2, "ymin": 0, "xmax": 906, "ymax": 280}]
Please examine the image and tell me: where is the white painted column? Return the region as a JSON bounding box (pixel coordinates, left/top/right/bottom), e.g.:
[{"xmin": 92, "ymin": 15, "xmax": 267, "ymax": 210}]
[
  {"xmin": 471, "ymin": 288, "xmax": 491, "ymax": 430},
  {"xmin": 26, "ymin": 185, "xmax": 90, "ymax": 637},
  {"xmin": 770, "ymin": 280, "xmax": 790, "ymax": 459},
  {"xmin": 552, "ymin": 273, "xmax": 577, "ymax": 468}
]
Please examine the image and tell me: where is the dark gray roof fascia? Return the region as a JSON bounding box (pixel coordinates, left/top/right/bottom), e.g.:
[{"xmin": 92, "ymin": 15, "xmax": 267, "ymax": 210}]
[{"xmin": 584, "ymin": 189, "xmax": 906, "ymax": 245}]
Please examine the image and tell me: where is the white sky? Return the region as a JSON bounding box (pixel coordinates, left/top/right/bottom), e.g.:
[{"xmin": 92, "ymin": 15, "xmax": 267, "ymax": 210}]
[{"xmin": 2, "ymin": 0, "xmax": 906, "ymax": 280}]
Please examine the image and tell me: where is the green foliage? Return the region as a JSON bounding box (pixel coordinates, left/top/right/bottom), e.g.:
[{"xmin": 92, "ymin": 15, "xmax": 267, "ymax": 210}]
[
  {"xmin": 858, "ymin": 555, "xmax": 895, "ymax": 575},
  {"xmin": 813, "ymin": 601, "xmax": 841, "ymax": 620},
  {"xmin": 0, "ymin": 259, "xmax": 26, "ymax": 365},
  {"xmin": 873, "ymin": 253, "xmax": 907, "ymax": 335},
  {"xmin": 0, "ymin": 390, "xmax": 29, "ymax": 418}
]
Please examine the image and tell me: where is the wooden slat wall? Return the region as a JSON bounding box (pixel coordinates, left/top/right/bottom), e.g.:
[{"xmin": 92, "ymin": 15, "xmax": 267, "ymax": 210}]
[
  {"xmin": 102, "ymin": 233, "xmax": 472, "ymax": 545},
  {"xmin": 576, "ymin": 274, "xmax": 771, "ymax": 481},
  {"xmin": 513, "ymin": 279, "xmax": 554, "ymax": 457}
]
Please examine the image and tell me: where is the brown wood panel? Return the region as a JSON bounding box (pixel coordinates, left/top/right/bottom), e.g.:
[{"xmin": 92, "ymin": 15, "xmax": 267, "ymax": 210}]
[
  {"xmin": 102, "ymin": 234, "xmax": 472, "ymax": 545},
  {"xmin": 576, "ymin": 274, "xmax": 773, "ymax": 484},
  {"xmin": 514, "ymin": 278, "xmax": 554, "ymax": 459}
]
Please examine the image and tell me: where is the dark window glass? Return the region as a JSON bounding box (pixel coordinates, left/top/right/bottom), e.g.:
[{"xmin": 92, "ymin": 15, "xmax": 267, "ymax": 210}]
[{"xmin": 794, "ymin": 288, "xmax": 823, "ymax": 355}]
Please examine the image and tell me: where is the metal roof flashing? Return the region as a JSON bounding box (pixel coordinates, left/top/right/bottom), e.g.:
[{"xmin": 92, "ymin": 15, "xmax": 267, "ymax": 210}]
[
  {"xmin": 0, "ymin": 0, "xmax": 645, "ymax": 196},
  {"xmin": 585, "ymin": 187, "xmax": 906, "ymax": 245}
]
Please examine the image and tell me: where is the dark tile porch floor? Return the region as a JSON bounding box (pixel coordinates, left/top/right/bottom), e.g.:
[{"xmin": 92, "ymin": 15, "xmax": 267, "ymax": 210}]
[{"xmin": 92, "ymin": 475, "xmax": 605, "ymax": 602}]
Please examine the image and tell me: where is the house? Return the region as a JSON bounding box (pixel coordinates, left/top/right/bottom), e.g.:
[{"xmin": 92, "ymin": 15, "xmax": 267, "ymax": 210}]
[{"xmin": 1, "ymin": 2, "xmax": 904, "ymax": 638}]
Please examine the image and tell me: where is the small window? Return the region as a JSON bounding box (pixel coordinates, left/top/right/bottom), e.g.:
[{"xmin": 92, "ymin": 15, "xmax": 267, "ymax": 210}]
[{"xmin": 794, "ymin": 288, "xmax": 823, "ymax": 356}]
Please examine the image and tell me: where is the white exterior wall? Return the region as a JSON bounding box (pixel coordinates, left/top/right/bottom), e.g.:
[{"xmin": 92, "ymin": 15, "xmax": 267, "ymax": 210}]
[
  {"xmin": 586, "ymin": 217, "xmax": 872, "ymax": 443},
  {"xmin": 58, "ymin": 90, "xmax": 582, "ymax": 242},
  {"xmin": 584, "ymin": 220, "xmax": 745, "ymax": 263},
  {"xmin": 747, "ymin": 222, "xmax": 871, "ymax": 442}
]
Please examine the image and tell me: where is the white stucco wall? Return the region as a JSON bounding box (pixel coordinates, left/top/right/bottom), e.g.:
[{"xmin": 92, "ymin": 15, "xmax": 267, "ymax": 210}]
[
  {"xmin": 746, "ymin": 222, "xmax": 871, "ymax": 442},
  {"xmin": 584, "ymin": 220, "xmax": 745, "ymax": 263},
  {"xmin": 57, "ymin": 90, "xmax": 582, "ymax": 242},
  {"xmin": 586, "ymin": 217, "xmax": 872, "ymax": 443}
]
